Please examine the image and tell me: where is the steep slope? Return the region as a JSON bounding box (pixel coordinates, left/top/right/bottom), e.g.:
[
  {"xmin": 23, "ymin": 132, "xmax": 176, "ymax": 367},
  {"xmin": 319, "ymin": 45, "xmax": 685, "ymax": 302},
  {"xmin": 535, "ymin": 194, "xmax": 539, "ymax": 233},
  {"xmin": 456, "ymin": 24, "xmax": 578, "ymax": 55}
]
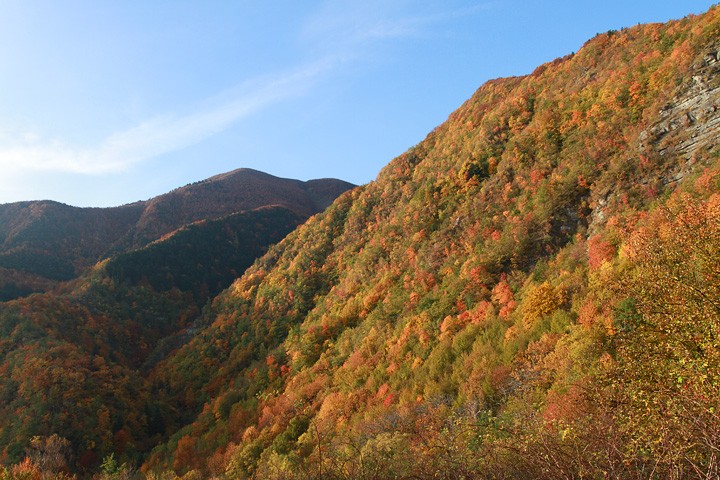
[
  {"xmin": 0, "ymin": 205, "xmax": 310, "ymax": 469},
  {"xmin": 0, "ymin": 171, "xmax": 354, "ymax": 470},
  {"xmin": 142, "ymin": 7, "xmax": 720, "ymax": 479},
  {"xmin": 0, "ymin": 170, "xmax": 354, "ymax": 300}
]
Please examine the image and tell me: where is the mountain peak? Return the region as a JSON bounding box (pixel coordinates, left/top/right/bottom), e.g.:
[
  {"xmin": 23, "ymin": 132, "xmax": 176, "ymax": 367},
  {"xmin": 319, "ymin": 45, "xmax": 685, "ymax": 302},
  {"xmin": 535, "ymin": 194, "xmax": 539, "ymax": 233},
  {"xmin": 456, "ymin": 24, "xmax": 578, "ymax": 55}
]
[{"xmin": 0, "ymin": 168, "xmax": 354, "ymax": 300}]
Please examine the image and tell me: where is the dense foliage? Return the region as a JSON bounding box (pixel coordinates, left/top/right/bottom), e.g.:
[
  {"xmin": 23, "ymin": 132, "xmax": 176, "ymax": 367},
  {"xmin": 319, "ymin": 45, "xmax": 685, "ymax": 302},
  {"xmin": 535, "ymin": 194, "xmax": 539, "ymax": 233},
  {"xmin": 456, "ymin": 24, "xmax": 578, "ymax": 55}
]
[
  {"xmin": 0, "ymin": 206, "xmax": 312, "ymax": 471},
  {"xmin": 2, "ymin": 6, "xmax": 720, "ymax": 479},
  {"xmin": 141, "ymin": 6, "xmax": 720, "ymax": 478},
  {"xmin": 0, "ymin": 171, "xmax": 352, "ymax": 300}
]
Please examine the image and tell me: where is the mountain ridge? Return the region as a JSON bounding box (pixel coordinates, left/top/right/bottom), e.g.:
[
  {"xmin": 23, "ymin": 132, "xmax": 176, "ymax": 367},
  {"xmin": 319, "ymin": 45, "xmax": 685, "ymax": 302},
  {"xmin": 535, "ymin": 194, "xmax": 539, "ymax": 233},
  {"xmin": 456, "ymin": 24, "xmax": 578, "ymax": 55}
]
[
  {"xmin": 141, "ymin": 7, "xmax": 720, "ymax": 478},
  {"xmin": 0, "ymin": 174, "xmax": 353, "ymax": 467},
  {"xmin": 0, "ymin": 169, "xmax": 354, "ymax": 300},
  {"xmin": 1, "ymin": 6, "xmax": 720, "ymax": 479}
]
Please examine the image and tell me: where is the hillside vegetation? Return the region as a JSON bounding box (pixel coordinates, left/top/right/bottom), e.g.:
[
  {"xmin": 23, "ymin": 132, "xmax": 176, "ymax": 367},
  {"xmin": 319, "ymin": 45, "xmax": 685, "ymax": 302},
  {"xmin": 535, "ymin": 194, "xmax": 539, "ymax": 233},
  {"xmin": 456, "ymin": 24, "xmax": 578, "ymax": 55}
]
[
  {"xmin": 143, "ymin": 6, "xmax": 720, "ymax": 479},
  {"xmin": 0, "ymin": 206, "xmax": 309, "ymax": 469},
  {"xmin": 0, "ymin": 170, "xmax": 353, "ymax": 300},
  {"xmin": 2, "ymin": 6, "xmax": 720, "ymax": 480},
  {"xmin": 0, "ymin": 175, "xmax": 353, "ymax": 473}
]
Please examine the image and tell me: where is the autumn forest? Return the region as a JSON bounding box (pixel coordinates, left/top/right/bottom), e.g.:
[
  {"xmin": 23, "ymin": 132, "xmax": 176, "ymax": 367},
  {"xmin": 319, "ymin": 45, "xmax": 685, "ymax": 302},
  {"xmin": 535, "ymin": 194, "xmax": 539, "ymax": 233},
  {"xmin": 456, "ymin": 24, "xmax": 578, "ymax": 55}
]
[{"xmin": 2, "ymin": 5, "xmax": 720, "ymax": 479}]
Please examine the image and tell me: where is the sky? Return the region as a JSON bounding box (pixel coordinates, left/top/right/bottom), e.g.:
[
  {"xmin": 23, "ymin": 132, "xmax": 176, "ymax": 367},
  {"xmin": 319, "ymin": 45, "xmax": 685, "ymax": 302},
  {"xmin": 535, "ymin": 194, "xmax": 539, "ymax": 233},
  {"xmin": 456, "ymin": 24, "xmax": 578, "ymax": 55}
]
[{"xmin": 0, "ymin": 1, "xmax": 716, "ymax": 207}]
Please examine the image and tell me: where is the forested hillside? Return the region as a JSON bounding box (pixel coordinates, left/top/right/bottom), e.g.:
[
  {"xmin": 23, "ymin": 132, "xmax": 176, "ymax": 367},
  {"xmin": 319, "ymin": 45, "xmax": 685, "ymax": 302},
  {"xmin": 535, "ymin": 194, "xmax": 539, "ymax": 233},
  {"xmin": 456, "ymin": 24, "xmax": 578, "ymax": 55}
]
[
  {"xmin": 139, "ymin": 6, "xmax": 720, "ymax": 479},
  {"xmin": 2, "ymin": 5, "xmax": 720, "ymax": 480},
  {"xmin": 0, "ymin": 170, "xmax": 353, "ymax": 301},
  {"xmin": 0, "ymin": 174, "xmax": 353, "ymax": 473}
]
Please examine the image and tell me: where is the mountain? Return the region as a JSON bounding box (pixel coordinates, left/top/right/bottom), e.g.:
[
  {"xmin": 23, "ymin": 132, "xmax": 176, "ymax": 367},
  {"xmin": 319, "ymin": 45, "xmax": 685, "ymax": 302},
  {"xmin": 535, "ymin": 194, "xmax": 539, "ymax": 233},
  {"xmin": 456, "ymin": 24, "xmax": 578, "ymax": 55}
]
[
  {"xmin": 0, "ymin": 169, "xmax": 354, "ymax": 471},
  {"xmin": 124, "ymin": 169, "xmax": 353, "ymax": 250},
  {"xmin": 0, "ymin": 205, "xmax": 313, "ymax": 468},
  {"xmin": 2, "ymin": 6, "xmax": 720, "ymax": 479},
  {"xmin": 0, "ymin": 169, "xmax": 354, "ymax": 301},
  {"xmin": 137, "ymin": 7, "xmax": 720, "ymax": 479}
]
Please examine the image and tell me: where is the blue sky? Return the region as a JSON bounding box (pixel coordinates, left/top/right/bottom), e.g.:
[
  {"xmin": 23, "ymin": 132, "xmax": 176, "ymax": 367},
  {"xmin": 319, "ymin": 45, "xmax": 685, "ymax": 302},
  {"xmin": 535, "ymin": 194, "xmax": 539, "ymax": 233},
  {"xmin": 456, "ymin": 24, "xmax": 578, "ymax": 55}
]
[{"xmin": 0, "ymin": 0, "xmax": 715, "ymax": 207}]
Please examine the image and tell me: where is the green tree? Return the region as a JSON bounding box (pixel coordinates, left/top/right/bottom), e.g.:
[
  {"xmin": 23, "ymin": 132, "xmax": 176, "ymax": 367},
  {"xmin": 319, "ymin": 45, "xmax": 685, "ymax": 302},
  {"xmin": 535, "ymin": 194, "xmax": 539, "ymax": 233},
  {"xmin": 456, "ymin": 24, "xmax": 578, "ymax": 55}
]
[{"xmin": 610, "ymin": 194, "xmax": 720, "ymax": 476}]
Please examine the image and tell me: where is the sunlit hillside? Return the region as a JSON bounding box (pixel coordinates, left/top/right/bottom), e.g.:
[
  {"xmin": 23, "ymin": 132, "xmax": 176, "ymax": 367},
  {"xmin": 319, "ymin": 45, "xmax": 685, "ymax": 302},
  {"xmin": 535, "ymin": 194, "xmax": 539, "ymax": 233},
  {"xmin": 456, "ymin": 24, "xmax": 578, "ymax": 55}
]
[
  {"xmin": 147, "ymin": 6, "xmax": 720, "ymax": 478},
  {"xmin": 2, "ymin": 5, "xmax": 720, "ymax": 480}
]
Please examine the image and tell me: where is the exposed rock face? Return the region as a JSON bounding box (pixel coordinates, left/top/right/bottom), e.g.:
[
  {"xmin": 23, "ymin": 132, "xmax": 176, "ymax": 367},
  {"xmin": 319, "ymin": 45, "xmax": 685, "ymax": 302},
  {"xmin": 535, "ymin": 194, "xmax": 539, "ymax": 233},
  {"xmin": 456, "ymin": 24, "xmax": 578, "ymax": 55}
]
[
  {"xmin": 643, "ymin": 42, "xmax": 720, "ymax": 173},
  {"xmin": 590, "ymin": 42, "xmax": 720, "ymax": 232}
]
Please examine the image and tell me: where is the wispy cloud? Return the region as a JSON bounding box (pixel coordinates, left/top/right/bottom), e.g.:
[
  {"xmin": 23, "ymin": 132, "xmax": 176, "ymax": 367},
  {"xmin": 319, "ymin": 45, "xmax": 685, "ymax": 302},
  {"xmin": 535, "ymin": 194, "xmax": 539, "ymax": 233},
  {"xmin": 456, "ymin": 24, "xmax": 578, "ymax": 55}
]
[
  {"xmin": 0, "ymin": 58, "xmax": 334, "ymax": 176},
  {"xmin": 300, "ymin": 1, "xmax": 421, "ymax": 52},
  {"xmin": 300, "ymin": 1, "xmax": 493, "ymax": 52},
  {"xmin": 0, "ymin": 2, "xmax": 492, "ymax": 181}
]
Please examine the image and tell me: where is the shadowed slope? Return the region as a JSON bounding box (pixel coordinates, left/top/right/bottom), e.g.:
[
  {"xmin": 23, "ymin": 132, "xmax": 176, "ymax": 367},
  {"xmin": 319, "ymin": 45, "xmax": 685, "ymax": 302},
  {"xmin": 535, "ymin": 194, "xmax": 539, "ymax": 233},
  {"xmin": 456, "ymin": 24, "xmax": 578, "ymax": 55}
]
[{"xmin": 0, "ymin": 170, "xmax": 354, "ymax": 300}]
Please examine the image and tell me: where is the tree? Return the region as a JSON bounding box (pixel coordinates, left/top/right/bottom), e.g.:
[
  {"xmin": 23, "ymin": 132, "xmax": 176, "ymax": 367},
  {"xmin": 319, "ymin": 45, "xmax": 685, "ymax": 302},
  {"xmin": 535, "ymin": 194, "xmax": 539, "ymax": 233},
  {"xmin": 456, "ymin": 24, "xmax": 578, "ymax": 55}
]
[
  {"xmin": 26, "ymin": 435, "xmax": 71, "ymax": 479},
  {"xmin": 610, "ymin": 194, "xmax": 720, "ymax": 476}
]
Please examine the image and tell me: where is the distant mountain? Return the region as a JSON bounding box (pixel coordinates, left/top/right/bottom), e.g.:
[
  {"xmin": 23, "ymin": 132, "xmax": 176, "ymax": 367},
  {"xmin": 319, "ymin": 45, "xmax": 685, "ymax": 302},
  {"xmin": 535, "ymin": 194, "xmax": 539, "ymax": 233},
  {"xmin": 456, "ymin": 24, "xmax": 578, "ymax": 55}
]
[
  {"xmin": 0, "ymin": 169, "xmax": 354, "ymax": 300},
  {"xmin": 0, "ymin": 171, "xmax": 353, "ymax": 469},
  {"xmin": 105, "ymin": 205, "xmax": 309, "ymax": 307},
  {"xmin": 125, "ymin": 168, "xmax": 353, "ymax": 249},
  {"xmin": 0, "ymin": 201, "xmax": 143, "ymax": 291}
]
